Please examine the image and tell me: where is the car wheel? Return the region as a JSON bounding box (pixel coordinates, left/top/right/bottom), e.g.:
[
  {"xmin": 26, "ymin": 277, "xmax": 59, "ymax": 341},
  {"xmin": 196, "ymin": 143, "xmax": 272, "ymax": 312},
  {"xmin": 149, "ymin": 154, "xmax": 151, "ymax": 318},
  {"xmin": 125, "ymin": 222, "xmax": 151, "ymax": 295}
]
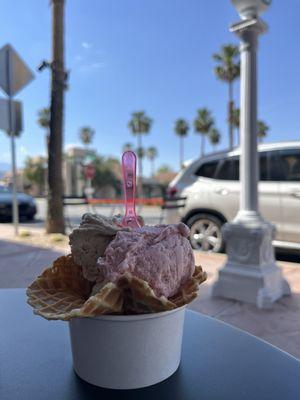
[{"xmin": 186, "ymin": 213, "xmax": 224, "ymax": 253}]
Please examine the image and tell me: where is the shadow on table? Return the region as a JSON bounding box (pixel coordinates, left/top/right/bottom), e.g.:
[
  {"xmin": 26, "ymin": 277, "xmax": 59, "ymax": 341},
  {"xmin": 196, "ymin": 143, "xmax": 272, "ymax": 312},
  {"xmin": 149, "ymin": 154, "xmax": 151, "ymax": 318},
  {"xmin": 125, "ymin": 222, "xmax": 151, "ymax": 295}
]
[
  {"xmin": 71, "ymin": 365, "xmax": 185, "ymax": 400},
  {"xmin": 0, "ymin": 239, "xmax": 64, "ymax": 288}
]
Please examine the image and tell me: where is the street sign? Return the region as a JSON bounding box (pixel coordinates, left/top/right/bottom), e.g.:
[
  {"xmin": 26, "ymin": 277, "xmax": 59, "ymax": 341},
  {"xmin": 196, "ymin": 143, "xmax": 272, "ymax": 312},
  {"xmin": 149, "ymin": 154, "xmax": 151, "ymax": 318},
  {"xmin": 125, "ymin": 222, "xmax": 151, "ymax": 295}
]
[
  {"xmin": 83, "ymin": 153, "xmax": 96, "ymax": 166},
  {"xmin": 85, "ymin": 164, "xmax": 96, "ymax": 179},
  {"xmin": 0, "ymin": 98, "xmax": 22, "ymax": 134},
  {"xmin": 0, "ymin": 43, "xmax": 34, "ymax": 236},
  {"xmin": 0, "ymin": 44, "xmax": 34, "ymax": 97}
]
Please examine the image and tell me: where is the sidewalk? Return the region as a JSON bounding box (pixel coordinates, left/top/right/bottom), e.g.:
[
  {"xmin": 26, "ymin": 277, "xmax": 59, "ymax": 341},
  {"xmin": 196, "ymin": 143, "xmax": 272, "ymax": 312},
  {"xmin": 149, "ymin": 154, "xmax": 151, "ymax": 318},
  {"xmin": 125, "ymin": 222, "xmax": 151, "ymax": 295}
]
[
  {"xmin": 192, "ymin": 252, "xmax": 300, "ymax": 358},
  {"xmin": 0, "ymin": 237, "xmax": 299, "ymax": 358}
]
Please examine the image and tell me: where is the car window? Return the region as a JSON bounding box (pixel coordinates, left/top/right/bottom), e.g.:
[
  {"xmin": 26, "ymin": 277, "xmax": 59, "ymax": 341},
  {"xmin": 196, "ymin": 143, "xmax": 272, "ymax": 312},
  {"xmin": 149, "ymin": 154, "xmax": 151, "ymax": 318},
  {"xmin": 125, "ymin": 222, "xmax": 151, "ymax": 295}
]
[
  {"xmin": 261, "ymin": 151, "xmax": 283, "ymax": 181},
  {"xmin": 260, "ymin": 153, "xmax": 268, "ymax": 180},
  {"xmin": 195, "ymin": 160, "xmax": 219, "ymax": 178},
  {"xmin": 215, "ymin": 157, "xmax": 239, "ymax": 180},
  {"xmin": 212, "ymin": 152, "xmax": 282, "ymax": 181},
  {"xmin": 277, "ymin": 149, "xmax": 300, "ymax": 181}
]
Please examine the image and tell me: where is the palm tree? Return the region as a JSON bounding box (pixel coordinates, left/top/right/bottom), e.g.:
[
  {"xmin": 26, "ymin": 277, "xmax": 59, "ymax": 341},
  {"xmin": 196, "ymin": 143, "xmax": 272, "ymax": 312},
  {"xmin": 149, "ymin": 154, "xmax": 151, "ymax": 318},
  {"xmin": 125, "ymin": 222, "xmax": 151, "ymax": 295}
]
[
  {"xmin": 128, "ymin": 111, "xmax": 152, "ymax": 196},
  {"xmin": 174, "ymin": 119, "xmax": 189, "ymax": 168},
  {"xmin": 37, "ymin": 107, "xmax": 50, "ymax": 195},
  {"xmin": 229, "ymin": 107, "xmax": 269, "ymax": 144},
  {"xmin": 209, "ymin": 128, "xmax": 221, "ymax": 153},
  {"xmin": 257, "ymin": 121, "xmax": 269, "ymax": 143},
  {"xmin": 37, "ymin": 107, "xmax": 50, "ymax": 130},
  {"xmin": 213, "ymin": 44, "xmax": 240, "ymax": 150},
  {"xmin": 79, "ymin": 126, "xmax": 95, "ymax": 147},
  {"xmin": 194, "ymin": 108, "xmax": 215, "ymax": 157},
  {"xmin": 136, "ymin": 146, "xmax": 146, "ymax": 160},
  {"xmin": 146, "ymin": 146, "xmax": 158, "ymax": 177},
  {"xmin": 46, "ymin": 0, "xmax": 66, "ymax": 234},
  {"xmin": 122, "ymin": 142, "xmax": 133, "ymax": 152}
]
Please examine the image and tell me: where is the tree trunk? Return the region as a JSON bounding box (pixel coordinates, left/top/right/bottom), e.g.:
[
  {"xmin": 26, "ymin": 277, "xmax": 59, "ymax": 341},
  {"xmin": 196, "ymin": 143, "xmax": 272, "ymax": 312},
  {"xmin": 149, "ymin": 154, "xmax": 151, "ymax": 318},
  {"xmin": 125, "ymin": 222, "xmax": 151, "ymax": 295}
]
[
  {"xmin": 201, "ymin": 135, "xmax": 205, "ymax": 158},
  {"xmin": 46, "ymin": 0, "xmax": 65, "ymax": 234},
  {"xmin": 228, "ymin": 82, "xmax": 234, "ymax": 150},
  {"xmin": 137, "ymin": 134, "xmax": 143, "ymax": 198},
  {"xmin": 44, "ymin": 132, "xmax": 50, "ymax": 196},
  {"xmin": 237, "ymin": 127, "xmax": 240, "ymax": 147},
  {"xmin": 180, "ymin": 135, "xmax": 184, "ymax": 168},
  {"xmin": 151, "ymin": 159, "xmax": 155, "ymax": 178}
]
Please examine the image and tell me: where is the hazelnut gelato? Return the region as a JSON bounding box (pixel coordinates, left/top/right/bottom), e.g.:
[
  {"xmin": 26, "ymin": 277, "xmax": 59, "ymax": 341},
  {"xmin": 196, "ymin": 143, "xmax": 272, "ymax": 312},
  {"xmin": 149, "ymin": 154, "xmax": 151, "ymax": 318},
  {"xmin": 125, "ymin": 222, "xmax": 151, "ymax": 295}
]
[{"xmin": 69, "ymin": 213, "xmax": 126, "ymax": 281}]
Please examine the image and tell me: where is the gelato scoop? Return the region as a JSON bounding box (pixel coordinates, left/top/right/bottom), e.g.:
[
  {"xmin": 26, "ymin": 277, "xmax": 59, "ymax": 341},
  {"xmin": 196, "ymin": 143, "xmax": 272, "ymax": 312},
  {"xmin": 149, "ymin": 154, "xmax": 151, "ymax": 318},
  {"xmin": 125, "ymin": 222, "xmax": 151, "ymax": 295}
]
[
  {"xmin": 95, "ymin": 222, "xmax": 195, "ymax": 298},
  {"xmin": 69, "ymin": 213, "xmax": 126, "ymax": 281}
]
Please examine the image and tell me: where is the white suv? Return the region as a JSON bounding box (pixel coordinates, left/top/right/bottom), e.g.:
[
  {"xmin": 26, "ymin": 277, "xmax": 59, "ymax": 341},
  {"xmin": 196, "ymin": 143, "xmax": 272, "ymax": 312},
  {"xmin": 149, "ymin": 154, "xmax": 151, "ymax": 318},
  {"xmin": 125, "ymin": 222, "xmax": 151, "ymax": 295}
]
[{"xmin": 164, "ymin": 141, "xmax": 300, "ymax": 252}]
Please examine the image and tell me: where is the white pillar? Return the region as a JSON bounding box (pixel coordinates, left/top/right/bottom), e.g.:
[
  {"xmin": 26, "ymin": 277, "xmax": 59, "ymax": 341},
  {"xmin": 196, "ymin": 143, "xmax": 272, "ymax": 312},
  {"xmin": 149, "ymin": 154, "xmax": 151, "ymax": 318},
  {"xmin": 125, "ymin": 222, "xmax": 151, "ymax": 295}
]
[
  {"xmin": 237, "ymin": 23, "xmax": 259, "ymax": 222},
  {"xmin": 212, "ymin": 18, "xmax": 290, "ymax": 308}
]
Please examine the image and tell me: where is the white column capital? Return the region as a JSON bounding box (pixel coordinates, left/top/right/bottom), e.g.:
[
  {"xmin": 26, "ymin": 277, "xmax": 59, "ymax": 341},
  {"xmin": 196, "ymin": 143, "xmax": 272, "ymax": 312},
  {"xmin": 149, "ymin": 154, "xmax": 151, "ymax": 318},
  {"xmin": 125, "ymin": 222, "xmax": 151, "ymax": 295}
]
[{"xmin": 230, "ymin": 17, "xmax": 268, "ymax": 37}]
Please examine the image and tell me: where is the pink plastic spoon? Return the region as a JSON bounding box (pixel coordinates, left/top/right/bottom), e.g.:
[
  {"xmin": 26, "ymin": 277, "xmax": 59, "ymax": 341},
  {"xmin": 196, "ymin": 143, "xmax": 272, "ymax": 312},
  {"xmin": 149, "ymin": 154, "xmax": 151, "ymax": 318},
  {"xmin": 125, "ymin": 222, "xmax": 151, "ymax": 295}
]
[{"xmin": 121, "ymin": 151, "xmax": 141, "ymax": 228}]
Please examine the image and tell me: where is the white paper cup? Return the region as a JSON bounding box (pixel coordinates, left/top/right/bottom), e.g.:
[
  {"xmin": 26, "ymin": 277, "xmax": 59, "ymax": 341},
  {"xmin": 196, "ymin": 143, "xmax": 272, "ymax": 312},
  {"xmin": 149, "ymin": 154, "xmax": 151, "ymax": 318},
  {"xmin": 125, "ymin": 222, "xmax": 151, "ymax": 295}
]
[{"xmin": 69, "ymin": 306, "xmax": 186, "ymax": 389}]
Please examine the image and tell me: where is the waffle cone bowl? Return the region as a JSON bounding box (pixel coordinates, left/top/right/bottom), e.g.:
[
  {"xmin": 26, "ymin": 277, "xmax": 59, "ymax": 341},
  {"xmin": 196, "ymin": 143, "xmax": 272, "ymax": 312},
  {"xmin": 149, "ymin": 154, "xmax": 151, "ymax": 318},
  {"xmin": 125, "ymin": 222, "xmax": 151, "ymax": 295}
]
[
  {"xmin": 26, "ymin": 210, "xmax": 208, "ymax": 389},
  {"xmin": 27, "ymin": 254, "xmax": 207, "ymax": 320}
]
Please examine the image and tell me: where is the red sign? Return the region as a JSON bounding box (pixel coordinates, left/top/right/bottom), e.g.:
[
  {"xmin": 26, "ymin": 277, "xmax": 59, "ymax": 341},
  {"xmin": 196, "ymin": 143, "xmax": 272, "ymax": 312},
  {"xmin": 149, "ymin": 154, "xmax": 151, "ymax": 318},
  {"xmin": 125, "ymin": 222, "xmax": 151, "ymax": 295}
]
[{"xmin": 84, "ymin": 164, "xmax": 95, "ymax": 179}]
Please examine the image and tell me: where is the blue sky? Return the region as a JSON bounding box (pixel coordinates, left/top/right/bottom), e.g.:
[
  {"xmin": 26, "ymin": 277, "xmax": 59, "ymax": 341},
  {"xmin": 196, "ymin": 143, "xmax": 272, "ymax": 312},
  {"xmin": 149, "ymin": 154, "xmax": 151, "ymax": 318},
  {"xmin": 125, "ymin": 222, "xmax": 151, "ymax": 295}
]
[{"xmin": 0, "ymin": 0, "xmax": 299, "ymax": 176}]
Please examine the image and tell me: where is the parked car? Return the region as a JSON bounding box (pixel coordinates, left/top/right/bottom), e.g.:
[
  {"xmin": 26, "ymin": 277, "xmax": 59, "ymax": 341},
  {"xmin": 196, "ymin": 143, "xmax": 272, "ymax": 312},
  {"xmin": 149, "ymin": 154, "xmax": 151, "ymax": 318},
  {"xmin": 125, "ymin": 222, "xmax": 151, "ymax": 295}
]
[
  {"xmin": 164, "ymin": 141, "xmax": 300, "ymax": 252},
  {"xmin": 0, "ymin": 186, "xmax": 37, "ymax": 221}
]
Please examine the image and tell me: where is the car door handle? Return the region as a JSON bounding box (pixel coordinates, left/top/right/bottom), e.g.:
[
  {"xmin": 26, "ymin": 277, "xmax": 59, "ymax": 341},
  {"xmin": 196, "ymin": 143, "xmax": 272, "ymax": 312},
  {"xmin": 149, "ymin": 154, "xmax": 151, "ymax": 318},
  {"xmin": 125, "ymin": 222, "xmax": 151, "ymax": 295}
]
[
  {"xmin": 289, "ymin": 191, "xmax": 300, "ymax": 198},
  {"xmin": 214, "ymin": 188, "xmax": 229, "ymax": 196}
]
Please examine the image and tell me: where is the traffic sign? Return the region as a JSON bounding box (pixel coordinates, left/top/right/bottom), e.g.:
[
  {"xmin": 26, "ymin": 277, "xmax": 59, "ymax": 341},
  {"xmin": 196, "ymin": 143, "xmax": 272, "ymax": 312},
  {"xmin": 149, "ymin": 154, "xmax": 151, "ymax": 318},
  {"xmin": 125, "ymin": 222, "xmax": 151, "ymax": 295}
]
[
  {"xmin": 85, "ymin": 164, "xmax": 96, "ymax": 179},
  {"xmin": 0, "ymin": 98, "xmax": 22, "ymax": 134},
  {"xmin": 0, "ymin": 44, "xmax": 34, "ymax": 97},
  {"xmin": 0, "ymin": 43, "xmax": 34, "ymax": 237},
  {"xmin": 83, "ymin": 153, "xmax": 97, "ymax": 166}
]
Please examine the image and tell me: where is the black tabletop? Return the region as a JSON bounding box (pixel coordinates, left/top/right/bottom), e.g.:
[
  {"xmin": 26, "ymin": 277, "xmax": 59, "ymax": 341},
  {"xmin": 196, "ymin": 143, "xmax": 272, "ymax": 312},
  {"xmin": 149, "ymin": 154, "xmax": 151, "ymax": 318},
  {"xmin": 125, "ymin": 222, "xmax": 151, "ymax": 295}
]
[{"xmin": 0, "ymin": 289, "xmax": 299, "ymax": 400}]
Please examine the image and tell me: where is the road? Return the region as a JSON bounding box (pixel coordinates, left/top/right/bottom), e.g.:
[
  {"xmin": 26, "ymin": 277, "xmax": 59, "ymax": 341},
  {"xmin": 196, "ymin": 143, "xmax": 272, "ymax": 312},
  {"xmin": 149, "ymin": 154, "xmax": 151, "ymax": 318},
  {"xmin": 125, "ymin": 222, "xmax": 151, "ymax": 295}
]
[
  {"xmin": 1, "ymin": 198, "xmax": 299, "ymax": 263},
  {"xmin": 6, "ymin": 198, "xmax": 163, "ymax": 232}
]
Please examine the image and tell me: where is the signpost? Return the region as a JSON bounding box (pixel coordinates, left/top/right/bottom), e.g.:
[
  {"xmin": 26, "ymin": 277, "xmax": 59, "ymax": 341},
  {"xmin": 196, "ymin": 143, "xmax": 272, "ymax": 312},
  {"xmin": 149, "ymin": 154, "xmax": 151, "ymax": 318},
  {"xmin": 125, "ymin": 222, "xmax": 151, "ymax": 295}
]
[
  {"xmin": 0, "ymin": 44, "xmax": 34, "ymax": 235},
  {"xmin": 83, "ymin": 163, "xmax": 95, "ymax": 199},
  {"xmin": 82, "ymin": 154, "xmax": 96, "ymax": 199}
]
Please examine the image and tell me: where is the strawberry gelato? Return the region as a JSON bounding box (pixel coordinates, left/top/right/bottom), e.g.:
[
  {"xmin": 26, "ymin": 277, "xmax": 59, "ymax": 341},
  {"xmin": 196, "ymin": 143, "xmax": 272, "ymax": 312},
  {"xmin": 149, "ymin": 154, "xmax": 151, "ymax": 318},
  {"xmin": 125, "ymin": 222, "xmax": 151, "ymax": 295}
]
[{"xmin": 95, "ymin": 223, "xmax": 195, "ymax": 298}]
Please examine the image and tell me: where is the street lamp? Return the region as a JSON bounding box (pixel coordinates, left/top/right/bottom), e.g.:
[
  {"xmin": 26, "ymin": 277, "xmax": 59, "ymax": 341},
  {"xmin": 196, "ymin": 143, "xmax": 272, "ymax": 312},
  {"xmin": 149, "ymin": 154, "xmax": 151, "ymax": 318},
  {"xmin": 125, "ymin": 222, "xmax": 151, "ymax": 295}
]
[
  {"xmin": 212, "ymin": 0, "xmax": 290, "ymax": 308},
  {"xmin": 231, "ymin": 0, "xmax": 271, "ymax": 19}
]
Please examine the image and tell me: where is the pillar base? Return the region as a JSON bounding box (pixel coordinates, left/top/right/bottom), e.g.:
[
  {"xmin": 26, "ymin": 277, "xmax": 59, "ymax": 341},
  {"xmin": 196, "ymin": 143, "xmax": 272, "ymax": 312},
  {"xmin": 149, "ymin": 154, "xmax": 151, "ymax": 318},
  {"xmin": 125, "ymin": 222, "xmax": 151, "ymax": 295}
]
[{"xmin": 212, "ymin": 219, "xmax": 291, "ymax": 309}]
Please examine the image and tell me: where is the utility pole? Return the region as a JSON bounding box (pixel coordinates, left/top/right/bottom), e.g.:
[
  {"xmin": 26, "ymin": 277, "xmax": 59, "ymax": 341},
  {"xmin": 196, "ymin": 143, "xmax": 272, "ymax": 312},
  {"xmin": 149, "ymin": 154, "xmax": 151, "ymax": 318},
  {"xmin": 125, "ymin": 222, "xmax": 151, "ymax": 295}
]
[{"xmin": 46, "ymin": 0, "xmax": 66, "ymax": 233}]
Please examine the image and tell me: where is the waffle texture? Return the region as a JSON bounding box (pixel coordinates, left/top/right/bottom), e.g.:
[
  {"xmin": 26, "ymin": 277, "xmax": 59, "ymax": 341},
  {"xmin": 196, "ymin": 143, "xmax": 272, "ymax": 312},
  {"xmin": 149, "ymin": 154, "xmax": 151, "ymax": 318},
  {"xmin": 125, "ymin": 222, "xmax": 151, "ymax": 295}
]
[{"xmin": 27, "ymin": 255, "xmax": 207, "ymax": 321}]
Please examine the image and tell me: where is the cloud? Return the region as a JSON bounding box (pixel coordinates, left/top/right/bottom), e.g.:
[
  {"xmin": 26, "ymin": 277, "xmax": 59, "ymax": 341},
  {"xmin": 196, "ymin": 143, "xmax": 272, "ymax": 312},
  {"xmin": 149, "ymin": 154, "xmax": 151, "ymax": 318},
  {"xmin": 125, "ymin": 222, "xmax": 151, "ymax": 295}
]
[
  {"xmin": 78, "ymin": 61, "xmax": 106, "ymax": 72},
  {"xmin": 74, "ymin": 54, "xmax": 83, "ymax": 62},
  {"xmin": 81, "ymin": 41, "xmax": 93, "ymax": 49},
  {"xmin": 19, "ymin": 146, "xmax": 28, "ymax": 155}
]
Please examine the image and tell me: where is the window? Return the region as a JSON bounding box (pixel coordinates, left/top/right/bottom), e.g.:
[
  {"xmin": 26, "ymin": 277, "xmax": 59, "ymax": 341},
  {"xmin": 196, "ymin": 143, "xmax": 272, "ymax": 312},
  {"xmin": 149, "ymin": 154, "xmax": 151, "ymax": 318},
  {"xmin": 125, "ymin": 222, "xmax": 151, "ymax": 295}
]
[
  {"xmin": 259, "ymin": 153, "xmax": 268, "ymax": 181},
  {"xmin": 212, "ymin": 152, "xmax": 281, "ymax": 181},
  {"xmin": 195, "ymin": 161, "xmax": 219, "ymax": 178},
  {"xmin": 215, "ymin": 157, "xmax": 239, "ymax": 180},
  {"xmin": 261, "ymin": 151, "xmax": 283, "ymax": 181},
  {"xmin": 278, "ymin": 149, "xmax": 300, "ymax": 181}
]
